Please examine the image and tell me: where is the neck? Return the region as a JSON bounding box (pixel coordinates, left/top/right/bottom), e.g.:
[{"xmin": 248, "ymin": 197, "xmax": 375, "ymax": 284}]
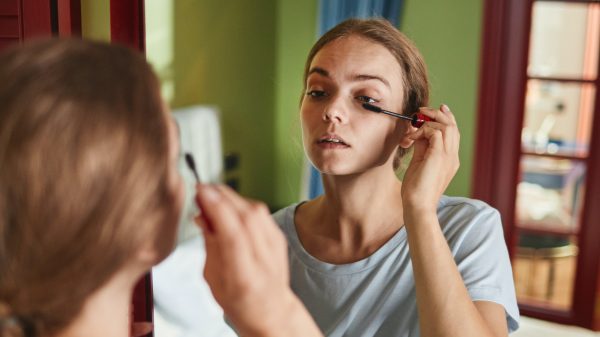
[
  {"xmin": 56, "ymin": 267, "xmax": 144, "ymax": 337},
  {"xmin": 314, "ymin": 164, "xmax": 404, "ymax": 244}
]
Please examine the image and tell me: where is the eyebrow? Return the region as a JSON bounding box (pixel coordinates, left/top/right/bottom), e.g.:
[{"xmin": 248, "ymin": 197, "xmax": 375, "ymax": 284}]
[{"xmin": 307, "ymin": 67, "xmax": 390, "ymax": 88}]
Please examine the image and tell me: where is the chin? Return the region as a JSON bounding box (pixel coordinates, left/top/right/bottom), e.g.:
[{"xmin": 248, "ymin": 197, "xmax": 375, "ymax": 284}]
[{"xmin": 311, "ymin": 160, "xmax": 357, "ymax": 176}]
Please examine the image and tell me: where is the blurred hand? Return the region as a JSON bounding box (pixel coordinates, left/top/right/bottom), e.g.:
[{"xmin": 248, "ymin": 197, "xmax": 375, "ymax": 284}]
[{"xmin": 194, "ymin": 184, "xmax": 322, "ymax": 337}]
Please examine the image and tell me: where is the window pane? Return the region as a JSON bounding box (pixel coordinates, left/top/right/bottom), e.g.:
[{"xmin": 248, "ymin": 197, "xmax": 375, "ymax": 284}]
[
  {"xmin": 521, "ymin": 80, "xmax": 596, "ymax": 157},
  {"xmin": 513, "ymin": 232, "xmax": 578, "ymax": 310},
  {"xmin": 528, "ymin": 2, "xmax": 600, "ymax": 79},
  {"xmin": 514, "ymin": 156, "xmax": 584, "ymax": 310},
  {"xmin": 516, "ymin": 156, "xmax": 586, "ymax": 232}
]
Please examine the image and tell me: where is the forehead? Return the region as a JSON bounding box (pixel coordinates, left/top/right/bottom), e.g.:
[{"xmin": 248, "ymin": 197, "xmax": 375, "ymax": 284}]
[{"xmin": 310, "ymin": 35, "xmax": 403, "ymax": 82}]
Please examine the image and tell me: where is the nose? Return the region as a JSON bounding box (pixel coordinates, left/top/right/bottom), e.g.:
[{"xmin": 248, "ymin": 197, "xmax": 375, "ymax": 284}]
[{"xmin": 322, "ymin": 97, "xmax": 347, "ymax": 124}]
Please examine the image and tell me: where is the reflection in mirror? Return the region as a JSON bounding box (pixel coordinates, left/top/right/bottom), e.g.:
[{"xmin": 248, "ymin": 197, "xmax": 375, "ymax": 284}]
[
  {"xmin": 513, "ymin": 156, "xmax": 584, "ymax": 310},
  {"xmin": 144, "ymin": 2, "xmax": 236, "ymax": 337},
  {"xmin": 143, "ymin": 0, "xmax": 316, "ymax": 335},
  {"xmin": 521, "ymin": 80, "xmax": 596, "ymax": 157},
  {"xmin": 514, "ymin": 0, "xmax": 599, "ymax": 312},
  {"xmin": 528, "ymin": 2, "xmax": 600, "ymax": 80}
]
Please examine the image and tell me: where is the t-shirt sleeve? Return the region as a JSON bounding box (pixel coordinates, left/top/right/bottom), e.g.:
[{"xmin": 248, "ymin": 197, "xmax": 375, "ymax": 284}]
[{"xmin": 452, "ymin": 206, "xmax": 520, "ymax": 333}]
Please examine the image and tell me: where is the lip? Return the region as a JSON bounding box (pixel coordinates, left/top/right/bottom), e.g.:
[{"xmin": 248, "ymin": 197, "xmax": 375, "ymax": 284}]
[{"xmin": 316, "ymin": 133, "xmax": 351, "ymax": 148}]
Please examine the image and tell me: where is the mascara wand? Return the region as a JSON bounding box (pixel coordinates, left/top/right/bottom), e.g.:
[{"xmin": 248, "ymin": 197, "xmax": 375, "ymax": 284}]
[
  {"xmin": 362, "ymin": 103, "xmax": 431, "ymax": 128},
  {"xmin": 185, "ymin": 153, "xmax": 201, "ymax": 183},
  {"xmin": 184, "ymin": 152, "xmax": 214, "ymax": 233}
]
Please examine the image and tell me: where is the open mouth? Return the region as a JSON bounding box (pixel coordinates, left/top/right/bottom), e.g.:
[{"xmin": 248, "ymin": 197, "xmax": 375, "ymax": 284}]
[{"xmin": 317, "ymin": 136, "xmax": 350, "ymax": 147}]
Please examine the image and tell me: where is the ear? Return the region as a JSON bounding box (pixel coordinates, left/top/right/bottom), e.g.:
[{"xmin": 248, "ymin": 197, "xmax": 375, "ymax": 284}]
[
  {"xmin": 135, "ymin": 241, "xmax": 162, "ymax": 266},
  {"xmin": 398, "ymin": 124, "xmax": 417, "ymax": 149}
]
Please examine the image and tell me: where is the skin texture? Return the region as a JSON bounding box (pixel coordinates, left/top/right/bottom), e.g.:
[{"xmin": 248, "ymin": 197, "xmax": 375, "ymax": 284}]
[{"xmin": 294, "ymin": 35, "xmax": 509, "ymax": 337}]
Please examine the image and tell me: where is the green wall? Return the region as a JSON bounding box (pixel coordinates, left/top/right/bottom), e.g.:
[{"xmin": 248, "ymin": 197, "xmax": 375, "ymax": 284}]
[
  {"xmin": 147, "ymin": 0, "xmax": 279, "ymax": 205},
  {"xmin": 401, "ymin": 0, "xmax": 482, "ymax": 197},
  {"xmin": 81, "ymin": 0, "xmax": 110, "ymax": 42},
  {"xmin": 274, "ymin": 0, "xmax": 318, "ymax": 207},
  {"xmin": 170, "ymin": 0, "xmax": 277, "ymax": 205},
  {"xmin": 146, "ymin": 0, "xmax": 316, "ymax": 208}
]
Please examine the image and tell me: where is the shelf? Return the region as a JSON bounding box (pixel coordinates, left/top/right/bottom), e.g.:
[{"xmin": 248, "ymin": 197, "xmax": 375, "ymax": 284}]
[
  {"xmin": 527, "ymin": 75, "xmax": 597, "ymax": 84},
  {"xmin": 521, "ymin": 150, "xmax": 588, "ymax": 161},
  {"xmin": 516, "ymin": 222, "xmax": 579, "ymax": 237}
]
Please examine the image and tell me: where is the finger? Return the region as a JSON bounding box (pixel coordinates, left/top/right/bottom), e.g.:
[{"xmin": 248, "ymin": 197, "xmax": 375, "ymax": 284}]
[
  {"xmin": 195, "ymin": 185, "xmax": 240, "ymax": 236},
  {"xmin": 131, "ymin": 322, "xmax": 153, "ymax": 337},
  {"xmin": 196, "ymin": 214, "xmax": 222, "ymax": 279},
  {"xmin": 419, "ymin": 120, "xmax": 458, "ymax": 153},
  {"xmin": 407, "ymin": 117, "xmax": 459, "ymax": 154},
  {"xmin": 214, "ymin": 184, "xmax": 254, "ymax": 216},
  {"xmin": 213, "ymin": 184, "xmax": 275, "ymax": 249},
  {"xmin": 417, "ymin": 107, "xmax": 450, "ymax": 125},
  {"xmin": 440, "ymin": 104, "xmax": 457, "ymax": 123},
  {"xmin": 195, "ymin": 185, "xmax": 253, "ymax": 276},
  {"xmin": 437, "ymin": 104, "xmax": 460, "ymax": 154},
  {"xmin": 215, "ymin": 186, "xmax": 276, "ymax": 264},
  {"xmin": 413, "ymin": 124, "xmax": 444, "ymax": 153},
  {"xmin": 406, "ymin": 122, "xmax": 445, "ymax": 140}
]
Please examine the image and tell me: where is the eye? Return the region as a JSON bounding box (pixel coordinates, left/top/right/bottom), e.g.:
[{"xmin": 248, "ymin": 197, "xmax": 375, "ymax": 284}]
[
  {"xmin": 306, "ymin": 90, "xmax": 328, "ymax": 99},
  {"xmin": 356, "ymin": 95, "xmax": 378, "ymax": 104}
]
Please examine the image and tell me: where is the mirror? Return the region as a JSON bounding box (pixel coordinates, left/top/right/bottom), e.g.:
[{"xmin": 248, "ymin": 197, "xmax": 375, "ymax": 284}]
[{"xmin": 143, "ymin": 1, "xmax": 317, "ymax": 336}]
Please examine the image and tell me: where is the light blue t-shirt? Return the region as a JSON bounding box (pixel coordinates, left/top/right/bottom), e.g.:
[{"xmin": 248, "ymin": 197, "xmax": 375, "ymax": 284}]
[{"xmin": 272, "ymin": 196, "xmax": 519, "ymax": 337}]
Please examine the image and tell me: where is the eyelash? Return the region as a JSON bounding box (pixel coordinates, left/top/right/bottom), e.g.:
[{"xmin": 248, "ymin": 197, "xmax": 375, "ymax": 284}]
[
  {"xmin": 306, "ymin": 90, "xmax": 327, "ymax": 99},
  {"xmin": 306, "ymin": 91, "xmax": 379, "ymax": 105},
  {"xmin": 356, "ymin": 95, "xmax": 378, "ymax": 104}
]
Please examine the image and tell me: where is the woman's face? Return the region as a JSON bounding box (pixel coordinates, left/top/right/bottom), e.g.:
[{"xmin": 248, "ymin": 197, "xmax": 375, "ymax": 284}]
[{"xmin": 301, "ymin": 35, "xmax": 410, "ymax": 176}]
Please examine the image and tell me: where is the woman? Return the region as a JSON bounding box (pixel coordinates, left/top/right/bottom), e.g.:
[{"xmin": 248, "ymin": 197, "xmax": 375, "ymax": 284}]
[
  {"xmin": 272, "ymin": 18, "xmax": 519, "ymax": 337},
  {"xmin": 0, "ymin": 39, "xmax": 321, "ymax": 337}
]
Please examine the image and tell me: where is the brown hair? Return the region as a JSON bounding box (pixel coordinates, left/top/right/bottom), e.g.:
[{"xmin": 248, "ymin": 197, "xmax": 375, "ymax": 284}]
[
  {"xmin": 302, "ymin": 18, "xmax": 430, "ymax": 168},
  {"xmin": 0, "ymin": 39, "xmax": 173, "ymax": 336}
]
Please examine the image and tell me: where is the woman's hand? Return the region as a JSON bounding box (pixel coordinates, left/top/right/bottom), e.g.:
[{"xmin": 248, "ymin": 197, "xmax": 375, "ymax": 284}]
[
  {"xmin": 194, "ymin": 184, "xmax": 322, "ymax": 337},
  {"xmin": 401, "ymin": 104, "xmax": 460, "ymax": 213}
]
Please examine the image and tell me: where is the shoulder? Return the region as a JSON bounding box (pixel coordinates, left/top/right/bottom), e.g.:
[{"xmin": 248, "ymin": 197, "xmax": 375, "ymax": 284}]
[
  {"xmin": 271, "ymin": 203, "xmax": 301, "ymax": 229},
  {"xmin": 438, "ymin": 195, "xmax": 500, "ymax": 224},
  {"xmin": 438, "ymin": 195, "xmax": 498, "ymax": 217},
  {"xmin": 437, "ymin": 196, "xmax": 503, "ymax": 242}
]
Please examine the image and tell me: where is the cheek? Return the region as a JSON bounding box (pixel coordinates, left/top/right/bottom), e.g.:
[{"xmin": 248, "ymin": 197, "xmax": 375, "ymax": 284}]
[
  {"xmin": 166, "ymin": 168, "xmax": 185, "ymax": 222},
  {"xmin": 173, "ymin": 174, "xmax": 185, "ymax": 217},
  {"xmin": 300, "ymin": 104, "xmax": 317, "ymax": 135},
  {"xmin": 356, "ymin": 119, "xmax": 402, "ymax": 154}
]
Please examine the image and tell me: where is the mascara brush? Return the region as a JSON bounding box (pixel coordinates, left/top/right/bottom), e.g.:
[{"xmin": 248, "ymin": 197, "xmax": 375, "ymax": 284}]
[
  {"xmin": 362, "ymin": 103, "xmax": 431, "ymax": 128},
  {"xmin": 185, "ymin": 153, "xmax": 201, "ymax": 183},
  {"xmin": 184, "ymin": 152, "xmax": 213, "ymax": 233}
]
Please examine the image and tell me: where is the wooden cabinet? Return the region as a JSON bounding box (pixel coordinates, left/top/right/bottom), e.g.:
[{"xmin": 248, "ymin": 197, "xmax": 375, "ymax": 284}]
[
  {"xmin": 0, "ymin": 0, "xmax": 82, "ymax": 52},
  {"xmin": 474, "ymin": 0, "xmax": 600, "ymax": 330}
]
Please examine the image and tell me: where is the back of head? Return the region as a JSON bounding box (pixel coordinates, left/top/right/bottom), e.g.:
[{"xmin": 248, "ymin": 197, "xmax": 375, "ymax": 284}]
[{"xmin": 0, "ymin": 39, "xmax": 172, "ymax": 336}]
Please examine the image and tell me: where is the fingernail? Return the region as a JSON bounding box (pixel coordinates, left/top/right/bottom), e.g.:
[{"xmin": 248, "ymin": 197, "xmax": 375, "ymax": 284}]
[
  {"xmin": 199, "ymin": 185, "xmax": 220, "ymax": 203},
  {"xmin": 441, "ymin": 104, "xmax": 450, "ymax": 113}
]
